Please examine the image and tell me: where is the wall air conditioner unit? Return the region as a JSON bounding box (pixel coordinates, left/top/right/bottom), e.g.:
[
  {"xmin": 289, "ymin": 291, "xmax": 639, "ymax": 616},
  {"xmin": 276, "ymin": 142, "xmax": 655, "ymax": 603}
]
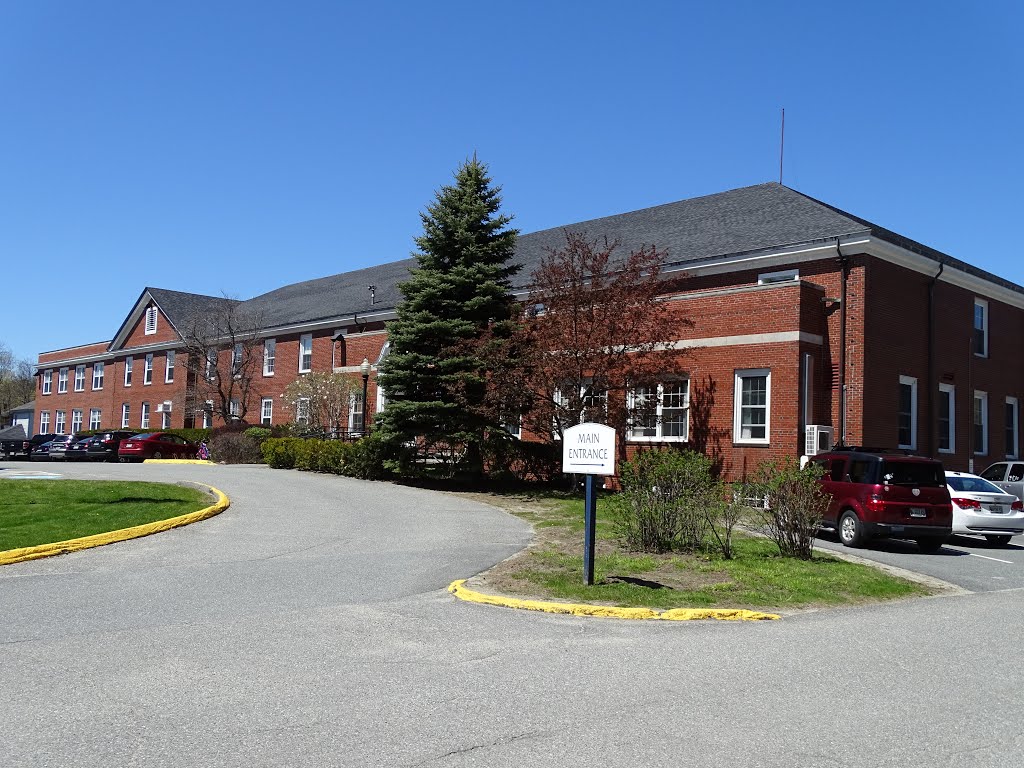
[
  {"xmin": 805, "ymin": 425, "xmax": 834, "ymax": 456},
  {"xmin": 155, "ymin": 401, "xmax": 173, "ymax": 413}
]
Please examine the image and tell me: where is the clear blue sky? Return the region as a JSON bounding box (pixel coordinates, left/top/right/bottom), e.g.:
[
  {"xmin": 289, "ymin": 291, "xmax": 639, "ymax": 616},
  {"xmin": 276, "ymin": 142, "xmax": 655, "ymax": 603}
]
[{"xmin": 2, "ymin": 1, "xmax": 1021, "ymax": 363}]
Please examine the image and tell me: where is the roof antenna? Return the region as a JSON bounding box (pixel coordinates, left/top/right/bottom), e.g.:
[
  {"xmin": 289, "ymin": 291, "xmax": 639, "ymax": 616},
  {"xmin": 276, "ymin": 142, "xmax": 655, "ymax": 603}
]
[
  {"xmin": 779, "ymin": 107, "xmax": 785, "ymax": 185},
  {"xmin": 368, "ymin": 285, "xmax": 376, "ymax": 305}
]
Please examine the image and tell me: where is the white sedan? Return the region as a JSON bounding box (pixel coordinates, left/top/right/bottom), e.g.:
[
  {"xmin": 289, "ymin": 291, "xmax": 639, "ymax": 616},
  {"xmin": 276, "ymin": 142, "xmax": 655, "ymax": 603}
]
[{"xmin": 945, "ymin": 471, "xmax": 1024, "ymax": 546}]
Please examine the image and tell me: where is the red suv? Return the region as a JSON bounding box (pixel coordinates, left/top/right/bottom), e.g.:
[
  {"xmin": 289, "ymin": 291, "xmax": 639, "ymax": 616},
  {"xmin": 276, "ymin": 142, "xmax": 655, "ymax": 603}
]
[{"xmin": 811, "ymin": 448, "xmax": 952, "ymax": 553}]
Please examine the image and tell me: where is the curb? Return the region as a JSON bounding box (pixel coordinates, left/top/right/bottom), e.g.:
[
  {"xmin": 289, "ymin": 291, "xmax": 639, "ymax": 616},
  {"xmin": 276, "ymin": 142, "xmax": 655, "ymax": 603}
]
[
  {"xmin": 142, "ymin": 459, "xmax": 216, "ymax": 465},
  {"xmin": 447, "ymin": 580, "xmax": 780, "ymax": 622},
  {"xmin": 0, "ymin": 484, "xmax": 230, "ymax": 566}
]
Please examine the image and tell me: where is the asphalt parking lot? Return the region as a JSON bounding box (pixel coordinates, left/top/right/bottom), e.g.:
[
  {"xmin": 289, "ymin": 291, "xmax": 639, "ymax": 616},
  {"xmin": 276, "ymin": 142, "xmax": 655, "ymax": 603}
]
[{"xmin": 3, "ymin": 461, "xmax": 1024, "ymax": 767}]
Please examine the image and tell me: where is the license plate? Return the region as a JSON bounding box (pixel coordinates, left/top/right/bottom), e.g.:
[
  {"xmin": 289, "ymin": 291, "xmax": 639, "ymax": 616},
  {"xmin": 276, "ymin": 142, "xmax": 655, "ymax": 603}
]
[
  {"xmin": 909, "ymin": 507, "xmax": 927, "ymax": 518},
  {"xmin": 990, "ymin": 505, "xmax": 1007, "ymax": 514}
]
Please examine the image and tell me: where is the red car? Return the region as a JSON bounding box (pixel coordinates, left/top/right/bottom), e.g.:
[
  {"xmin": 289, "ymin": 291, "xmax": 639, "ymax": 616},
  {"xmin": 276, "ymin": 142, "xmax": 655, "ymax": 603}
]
[
  {"xmin": 118, "ymin": 432, "xmax": 196, "ymax": 462},
  {"xmin": 811, "ymin": 447, "xmax": 953, "ymax": 552}
]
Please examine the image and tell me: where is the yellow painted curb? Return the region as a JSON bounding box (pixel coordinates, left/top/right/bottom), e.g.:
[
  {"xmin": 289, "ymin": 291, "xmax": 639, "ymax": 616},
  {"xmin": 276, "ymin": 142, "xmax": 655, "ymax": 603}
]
[
  {"xmin": 142, "ymin": 459, "xmax": 216, "ymax": 465},
  {"xmin": 0, "ymin": 485, "xmax": 230, "ymax": 566},
  {"xmin": 447, "ymin": 580, "xmax": 779, "ymax": 622}
]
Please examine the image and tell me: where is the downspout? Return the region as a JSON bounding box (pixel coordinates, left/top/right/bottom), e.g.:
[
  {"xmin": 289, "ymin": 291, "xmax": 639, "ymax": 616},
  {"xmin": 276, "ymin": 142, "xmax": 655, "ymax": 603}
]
[
  {"xmin": 927, "ymin": 262, "xmax": 944, "ymax": 457},
  {"xmin": 837, "ymin": 241, "xmax": 849, "ymax": 447}
]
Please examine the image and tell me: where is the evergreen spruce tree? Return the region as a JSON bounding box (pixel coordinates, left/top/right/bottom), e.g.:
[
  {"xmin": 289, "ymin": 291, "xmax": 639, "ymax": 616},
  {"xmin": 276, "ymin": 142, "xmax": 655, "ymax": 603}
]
[{"xmin": 376, "ymin": 157, "xmax": 520, "ymax": 474}]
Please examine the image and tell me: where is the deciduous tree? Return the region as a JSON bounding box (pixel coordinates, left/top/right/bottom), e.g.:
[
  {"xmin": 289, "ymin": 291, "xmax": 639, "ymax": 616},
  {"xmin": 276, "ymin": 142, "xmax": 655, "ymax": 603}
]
[{"xmin": 281, "ymin": 371, "xmax": 361, "ymax": 434}]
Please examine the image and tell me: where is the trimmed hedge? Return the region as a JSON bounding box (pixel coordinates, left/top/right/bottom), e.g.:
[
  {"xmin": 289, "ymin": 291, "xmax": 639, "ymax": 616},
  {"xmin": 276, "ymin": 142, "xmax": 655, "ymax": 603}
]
[{"xmin": 261, "ymin": 435, "xmax": 390, "ymax": 479}]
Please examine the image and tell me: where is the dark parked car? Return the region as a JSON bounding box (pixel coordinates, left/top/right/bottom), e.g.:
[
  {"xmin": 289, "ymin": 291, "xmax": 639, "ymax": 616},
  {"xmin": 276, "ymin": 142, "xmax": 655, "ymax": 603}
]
[
  {"xmin": 118, "ymin": 432, "xmax": 196, "ymax": 462},
  {"xmin": 23, "ymin": 433, "xmax": 59, "ymax": 459},
  {"xmin": 30, "ymin": 438, "xmax": 60, "ymax": 461},
  {"xmin": 811, "ymin": 447, "xmax": 953, "ymax": 552},
  {"xmin": 1, "ymin": 425, "xmax": 29, "ymax": 459},
  {"xmin": 65, "ymin": 435, "xmax": 102, "ymax": 461},
  {"xmin": 87, "ymin": 430, "xmax": 138, "ymax": 462},
  {"xmin": 47, "ymin": 434, "xmax": 81, "ymax": 461}
]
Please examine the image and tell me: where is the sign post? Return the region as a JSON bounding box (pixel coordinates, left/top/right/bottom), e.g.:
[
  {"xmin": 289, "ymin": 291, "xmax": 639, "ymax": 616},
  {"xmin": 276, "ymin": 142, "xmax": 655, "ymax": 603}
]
[{"xmin": 562, "ymin": 423, "xmax": 616, "ymax": 586}]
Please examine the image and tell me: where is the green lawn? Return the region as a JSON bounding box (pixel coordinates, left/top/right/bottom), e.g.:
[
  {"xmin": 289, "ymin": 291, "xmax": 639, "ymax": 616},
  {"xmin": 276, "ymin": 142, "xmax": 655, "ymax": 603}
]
[
  {"xmin": 466, "ymin": 491, "xmax": 930, "ymax": 610},
  {"xmin": 0, "ymin": 480, "xmax": 212, "ymax": 551}
]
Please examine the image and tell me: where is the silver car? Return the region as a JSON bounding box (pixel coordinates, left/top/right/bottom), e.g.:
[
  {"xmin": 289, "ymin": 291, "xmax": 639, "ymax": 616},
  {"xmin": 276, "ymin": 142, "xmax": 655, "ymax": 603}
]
[{"xmin": 946, "ymin": 470, "xmax": 1024, "ymax": 546}]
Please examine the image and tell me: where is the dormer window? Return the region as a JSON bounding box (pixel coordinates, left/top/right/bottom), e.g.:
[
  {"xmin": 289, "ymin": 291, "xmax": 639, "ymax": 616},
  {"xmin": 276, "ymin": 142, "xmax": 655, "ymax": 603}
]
[{"xmin": 145, "ymin": 306, "xmax": 158, "ymax": 335}]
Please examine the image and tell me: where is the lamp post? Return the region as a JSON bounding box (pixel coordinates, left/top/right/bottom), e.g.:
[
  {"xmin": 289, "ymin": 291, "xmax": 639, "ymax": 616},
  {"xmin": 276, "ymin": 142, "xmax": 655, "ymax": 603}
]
[{"xmin": 360, "ymin": 357, "xmax": 371, "ymax": 436}]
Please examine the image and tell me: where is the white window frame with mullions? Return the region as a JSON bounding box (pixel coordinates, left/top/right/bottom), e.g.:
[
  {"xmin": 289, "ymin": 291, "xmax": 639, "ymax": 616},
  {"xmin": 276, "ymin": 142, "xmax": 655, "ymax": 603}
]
[
  {"xmin": 165, "ymin": 351, "xmax": 175, "ymax": 383},
  {"xmin": 89, "ymin": 408, "xmax": 101, "ymax": 430},
  {"xmin": 897, "ymin": 375, "xmax": 918, "ymax": 450},
  {"xmin": 42, "ymin": 369, "xmax": 52, "ymax": 395},
  {"xmin": 55, "ymin": 410, "xmax": 66, "ymax": 434},
  {"xmin": 40, "ymin": 411, "xmax": 50, "ymax": 433},
  {"xmin": 58, "ymin": 367, "xmax": 68, "ymax": 393},
  {"xmin": 71, "ymin": 409, "xmax": 83, "ymax": 433},
  {"xmin": 141, "ymin": 402, "xmax": 150, "ymax": 429},
  {"xmin": 627, "ymin": 379, "xmax": 690, "ymax": 442},
  {"xmin": 121, "ymin": 403, "xmax": 130, "ymax": 428},
  {"xmin": 299, "ymin": 334, "xmax": 313, "ymax": 373},
  {"xmin": 938, "ymin": 383, "xmax": 955, "ymax": 454},
  {"xmin": 92, "ymin": 362, "xmax": 104, "ymax": 390},
  {"xmin": 974, "ymin": 390, "xmax": 988, "ymax": 456},
  {"xmin": 734, "ymin": 369, "xmax": 770, "ymax": 444},
  {"xmin": 973, "ymin": 298, "xmax": 988, "ymax": 357},
  {"xmin": 1006, "ymin": 396, "xmax": 1019, "ymax": 459},
  {"xmin": 264, "ymin": 339, "xmax": 276, "ymax": 376},
  {"xmin": 74, "ymin": 365, "xmax": 86, "ymax": 392},
  {"xmin": 261, "ymin": 398, "xmax": 273, "ymax": 426},
  {"xmin": 124, "ymin": 357, "xmax": 133, "ymax": 387},
  {"xmin": 144, "ymin": 354, "xmax": 154, "ymax": 385}
]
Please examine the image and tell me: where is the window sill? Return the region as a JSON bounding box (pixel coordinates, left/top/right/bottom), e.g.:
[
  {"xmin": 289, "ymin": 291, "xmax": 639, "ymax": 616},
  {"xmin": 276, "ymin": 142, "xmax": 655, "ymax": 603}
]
[
  {"xmin": 627, "ymin": 436, "xmax": 689, "ymax": 443},
  {"xmin": 898, "ymin": 444, "xmax": 916, "ymax": 451},
  {"xmin": 938, "ymin": 448, "xmax": 955, "ymax": 455},
  {"xmin": 733, "ymin": 439, "xmax": 770, "ymax": 447}
]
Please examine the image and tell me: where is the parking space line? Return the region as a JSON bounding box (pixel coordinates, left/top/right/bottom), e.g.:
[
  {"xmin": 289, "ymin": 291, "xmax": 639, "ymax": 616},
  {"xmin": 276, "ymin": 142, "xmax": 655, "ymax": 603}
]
[{"xmin": 967, "ymin": 552, "xmax": 1015, "ymax": 564}]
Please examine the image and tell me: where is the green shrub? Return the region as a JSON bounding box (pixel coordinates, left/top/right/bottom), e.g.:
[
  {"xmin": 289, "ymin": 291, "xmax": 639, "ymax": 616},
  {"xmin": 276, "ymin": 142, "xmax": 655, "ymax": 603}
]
[
  {"xmin": 163, "ymin": 428, "xmax": 212, "ymax": 445},
  {"xmin": 745, "ymin": 458, "xmax": 829, "ymax": 560},
  {"xmin": 483, "ymin": 434, "xmax": 559, "ymax": 484},
  {"xmin": 261, "ymin": 437, "xmax": 303, "ymax": 469},
  {"xmin": 244, "ymin": 426, "xmax": 272, "ymax": 442},
  {"xmin": 611, "ymin": 448, "xmax": 719, "ymax": 553},
  {"xmin": 342, "ymin": 433, "xmax": 393, "ymax": 480},
  {"xmin": 209, "ymin": 432, "xmax": 262, "ymax": 464}
]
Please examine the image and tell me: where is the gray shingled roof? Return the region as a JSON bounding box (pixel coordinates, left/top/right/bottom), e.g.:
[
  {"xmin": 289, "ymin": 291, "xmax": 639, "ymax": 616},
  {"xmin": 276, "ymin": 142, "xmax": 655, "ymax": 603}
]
[
  {"xmin": 148, "ymin": 288, "xmax": 240, "ymax": 332},
  {"xmin": 141, "ymin": 182, "xmax": 1024, "ymax": 333}
]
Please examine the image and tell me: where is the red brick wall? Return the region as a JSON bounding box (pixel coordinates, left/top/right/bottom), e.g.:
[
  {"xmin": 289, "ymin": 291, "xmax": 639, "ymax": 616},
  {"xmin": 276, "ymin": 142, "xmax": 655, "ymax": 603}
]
[{"xmin": 122, "ymin": 304, "xmax": 179, "ymax": 348}]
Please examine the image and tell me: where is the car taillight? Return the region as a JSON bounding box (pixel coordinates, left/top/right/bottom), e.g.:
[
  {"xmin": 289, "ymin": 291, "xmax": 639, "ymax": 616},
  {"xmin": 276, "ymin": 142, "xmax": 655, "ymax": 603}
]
[
  {"xmin": 1012, "ymin": 500, "xmax": 1023, "ymax": 511},
  {"xmin": 866, "ymin": 494, "xmax": 886, "ymax": 513},
  {"xmin": 952, "ymin": 497, "xmax": 982, "ymax": 509}
]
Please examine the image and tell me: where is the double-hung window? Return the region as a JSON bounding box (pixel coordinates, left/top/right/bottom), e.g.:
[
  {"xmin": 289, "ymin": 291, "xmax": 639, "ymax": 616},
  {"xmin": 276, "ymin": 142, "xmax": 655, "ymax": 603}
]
[
  {"xmin": 144, "ymin": 354, "xmax": 153, "ymax": 385},
  {"xmin": 205, "ymin": 349, "xmax": 217, "ymax": 380},
  {"xmin": 628, "ymin": 380, "xmax": 690, "ymax": 441},
  {"xmin": 124, "ymin": 357, "xmax": 133, "ymax": 387},
  {"xmin": 42, "ymin": 370, "xmax": 52, "ymax": 395},
  {"xmin": 74, "ymin": 365, "xmax": 85, "ymax": 392},
  {"xmin": 349, "ymin": 393, "xmax": 365, "ymax": 434},
  {"xmin": 938, "ymin": 383, "xmax": 955, "ymax": 454},
  {"xmin": 973, "ymin": 298, "xmax": 988, "ymax": 357},
  {"xmin": 299, "ymin": 334, "xmax": 313, "ymax": 373},
  {"xmin": 55, "ymin": 410, "xmax": 66, "ymax": 434},
  {"xmin": 89, "ymin": 408, "xmax": 101, "ymax": 430},
  {"xmin": 974, "ymin": 391, "xmax": 989, "ymax": 455},
  {"xmin": 165, "ymin": 351, "xmax": 175, "ymax": 383},
  {"xmin": 263, "ymin": 339, "xmax": 276, "ymax": 376},
  {"xmin": 734, "ymin": 369, "xmax": 770, "ymax": 444},
  {"xmin": 40, "ymin": 411, "xmax": 50, "ymax": 433},
  {"xmin": 58, "ymin": 367, "xmax": 68, "ymax": 393},
  {"xmin": 161, "ymin": 410, "xmax": 171, "ymax": 430},
  {"xmin": 261, "ymin": 397, "xmax": 273, "ymax": 426},
  {"xmin": 232, "ymin": 344, "xmax": 243, "ymax": 377},
  {"xmin": 296, "ymin": 397, "xmax": 310, "ymax": 425},
  {"xmin": 229, "ymin": 399, "xmax": 240, "ymax": 419},
  {"xmin": 92, "ymin": 362, "xmax": 104, "ymax": 390},
  {"xmin": 202, "ymin": 401, "xmax": 213, "ymax": 429},
  {"xmin": 897, "ymin": 376, "xmax": 918, "ymax": 450},
  {"xmin": 141, "ymin": 402, "xmax": 150, "ymax": 429},
  {"xmin": 121, "ymin": 403, "xmax": 130, "ymax": 428},
  {"xmin": 71, "ymin": 409, "xmax": 83, "ymax": 433},
  {"xmin": 1006, "ymin": 397, "xmax": 1019, "ymax": 459}
]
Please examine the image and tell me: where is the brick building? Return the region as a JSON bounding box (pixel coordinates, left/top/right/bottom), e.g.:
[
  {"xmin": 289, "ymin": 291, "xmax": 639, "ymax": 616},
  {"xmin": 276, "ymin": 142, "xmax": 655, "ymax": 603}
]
[{"xmin": 33, "ymin": 183, "xmax": 1024, "ymax": 477}]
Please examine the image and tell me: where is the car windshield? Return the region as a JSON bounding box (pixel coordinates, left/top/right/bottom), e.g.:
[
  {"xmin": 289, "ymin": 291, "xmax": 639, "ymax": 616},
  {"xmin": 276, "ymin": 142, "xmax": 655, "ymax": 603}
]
[
  {"xmin": 881, "ymin": 460, "xmax": 944, "ymax": 486},
  {"xmin": 946, "ymin": 476, "xmax": 1005, "ymax": 494},
  {"xmin": 131, "ymin": 433, "xmax": 155, "ymax": 440}
]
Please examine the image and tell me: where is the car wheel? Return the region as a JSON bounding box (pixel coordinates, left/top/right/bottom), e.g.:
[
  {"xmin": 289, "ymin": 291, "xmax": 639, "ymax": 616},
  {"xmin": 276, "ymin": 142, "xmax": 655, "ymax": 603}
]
[
  {"xmin": 985, "ymin": 534, "xmax": 1013, "ymax": 546},
  {"xmin": 838, "ymin": 510, "xmax": 865, "ymax": 547},
  {"xmin": 118, "ymin": 456, "xmax": 129, "ymax": 463},
  {"xmin": 152, "ymin": 451, "xmax": 163, "ymax": 459},
  {"xmin": 916, "ymin": 537, "xmax": 946, "ymax": 553}
]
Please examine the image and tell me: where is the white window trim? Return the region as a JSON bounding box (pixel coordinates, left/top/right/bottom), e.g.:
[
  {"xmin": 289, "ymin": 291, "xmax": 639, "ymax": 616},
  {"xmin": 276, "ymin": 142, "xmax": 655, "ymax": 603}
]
[
  {"xmin": 71, "ymin": 409, "xmax": 83, "ymax": 433},
  {"xmin": 42, "ymin": 370, "xmax": 52, "ymax": 395},
  {"xmin": 161, "ymin": 411, "xmax": 171, "ymax": 430},
  {"xmin": 627, "ymin": 379, "xmax": 690, "ymax": 442},
  {"xmin": 203, "ymin": 401, "xmax": 213, "ymax": 429},
  {"xmin": 897, "ymin": 375, "xmax": 918, "ymax": 450},
  {"xmin": 261, "ymin": 397, "xmax": 273, "ymax": 426},
  {"xmin": 89, "ymin": 409, "xmax": 102, "ymax": 430},
  {"xmin": 165, "ymin": 351, "xmax": 175, "ymax": 383},
  {"xmin": 299, "ymin": 334, "xmax": 313, "ymax": 373},
  {"xmin": 55, "ymin": 410, "xmax": 66, "ymax": 434},
  {"xmin": 974, "ymin": 298, "xmax": 989, "ymax": 358},
  {"xmin": 938, "ymin": 383, "xmax": 955, "ymax": 454},
  {"xmin": 141, "ymin": 402, "xmax": 151, "ymax": 430},
  {"xmin": 974, "ymin": 390, "xmax": 989, "ymax": 456},
  {"xmin": 124, "ymin": 357, "xmax": 133, "ymax": 387},
  {"xmin": 92, "ymin": 362, "xmax": 104, "ymax": 391},
  {"xmin": 40, "ymin": 411, "xmax": 51, "ymax": 432},
  {"xmin": 145, "ymin": 306, "xmax": 158, "ymax": 335},
  {"xmin": 58, "ymin": 367, "xmax": 68, "ymax": 393},
  {"xmin": 758, "ymin": 268, "xmax": 799, "ymax": 285},
  {"xmin": 733, "ymin": 369, "xmax": 771, "ymax": 445},
  {"xmin": 144, "ymin": 353, "xmax": 154, "ymax": 385},
  {"xmin": 121, "ymin": 404, "xmax": 130, "ymax": 429},
  {"xmin": 1007, "ymin": 396, "xmax": 1019, "ymax": 460},
  {"xmin": 264, "ymin": 338, "xmax": 276, "ymax": 376},
  {"xmin": 73, "ymin": 365, "xmax": 86, "ymax": 392}
]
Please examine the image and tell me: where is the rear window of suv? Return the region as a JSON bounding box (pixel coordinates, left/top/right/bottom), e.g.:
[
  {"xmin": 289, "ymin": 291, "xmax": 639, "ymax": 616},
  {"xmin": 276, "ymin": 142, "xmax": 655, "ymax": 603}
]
[{"xmin": 881, "ymin": 460, "xmax": 944, "ymax": 486}]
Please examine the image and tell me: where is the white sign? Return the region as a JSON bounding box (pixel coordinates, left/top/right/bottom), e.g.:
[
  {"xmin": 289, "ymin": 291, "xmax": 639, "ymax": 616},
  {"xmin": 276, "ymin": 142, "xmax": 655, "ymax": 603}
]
[{"xmin": 562, "ymin": 423, "xmax": 617, "ymax": 476}]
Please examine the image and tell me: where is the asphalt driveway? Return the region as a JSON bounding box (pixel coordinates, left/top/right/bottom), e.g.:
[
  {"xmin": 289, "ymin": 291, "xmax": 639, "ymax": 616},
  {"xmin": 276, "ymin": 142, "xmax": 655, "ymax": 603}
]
[{"xmin": 3, "ymin": 462, "xmax": 1024, "ymax": 767}]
